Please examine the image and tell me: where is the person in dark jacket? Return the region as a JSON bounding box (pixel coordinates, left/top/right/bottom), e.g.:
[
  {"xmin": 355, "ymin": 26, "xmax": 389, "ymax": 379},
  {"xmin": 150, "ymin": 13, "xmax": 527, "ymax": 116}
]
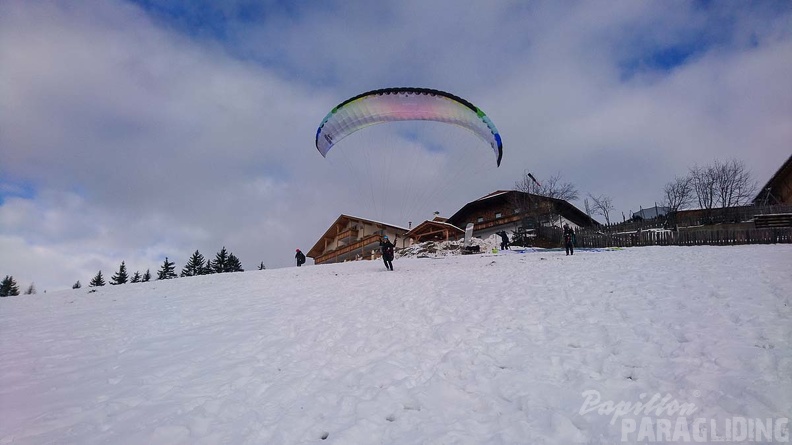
[
  {"xmin": 379, "ymin": 235, "xmax": 396, "ymax": 271},
  {"xmin": 563, "ymin": 224, "xmax": 575, "ymax": 256},
  {"xmin": 496, "ymin": 230, "xmax": 510, "ymax": 251},
  {"xmin": 295, "ymin": 249, "xmax": 306, "ymax": 266}
]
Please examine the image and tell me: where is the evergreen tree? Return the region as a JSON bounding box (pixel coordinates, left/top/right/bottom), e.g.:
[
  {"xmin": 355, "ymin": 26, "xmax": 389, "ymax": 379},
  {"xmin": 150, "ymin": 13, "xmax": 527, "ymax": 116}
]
[
  {"xmin": 213, "ymin": 247, "xmax": 230, "ymax": 273},
  {"xmin": 89, "ymin": 271, "xmax": 106, "ymax": 287},
  {"xmin": 25, "ymin": 283, "xmax": 36, "ymax": 295},
  {"xmin": 73, "ymin": 280, "xmax": 82, "ymax": 289},
  {"xmin": 142, "ymin": 269, "xmax": 152, "ymax": 282},
  {"xmin": 157, "ymin": 257, "xmax": 177, "ymax": 280},
  {"xmin": 130, "ymin": 271, "xmax": 142, "ymax": 283},
  {"xmin": 227, "ymin": 253, "xmax": 244, "ymax": 272},
  {"xmin": 258, "ymin": 262, "xmax": 266, "ymax": 270},
  {"xmin": 181, "ymin": 250, "xmax": 206, "ymax": 277},
  {"xmin": 111, "ymin": 261, "xmax": 129, "ymax": 285},
  {"xmin": 1, "ymin": 276, "xmax": 20, "ymax": 296},
  {"xmin": 201, "ymin": 259, "xmax": 214, "ymax": 275}
]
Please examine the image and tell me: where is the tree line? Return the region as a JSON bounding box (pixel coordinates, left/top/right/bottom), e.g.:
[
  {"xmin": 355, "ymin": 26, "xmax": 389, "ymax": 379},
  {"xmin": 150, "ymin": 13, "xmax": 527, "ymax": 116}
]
[
  {"xmin": 661, "ymin": 159, "xmax": 757, "ymax": 212},
  {"xmin": 2, "ymin": 247, "xmax": 267, "ymax": 296},
  {"xmin": 81, "ymin": 247, "xmax": 258, "ymax": 288}
]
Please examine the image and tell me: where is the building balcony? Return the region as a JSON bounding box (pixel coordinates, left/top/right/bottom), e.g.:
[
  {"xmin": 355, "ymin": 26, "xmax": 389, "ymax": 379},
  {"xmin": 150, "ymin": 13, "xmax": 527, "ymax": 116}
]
[{"xmin": 315, "ymin": 234, "xmax": 380, "ymax": 264}]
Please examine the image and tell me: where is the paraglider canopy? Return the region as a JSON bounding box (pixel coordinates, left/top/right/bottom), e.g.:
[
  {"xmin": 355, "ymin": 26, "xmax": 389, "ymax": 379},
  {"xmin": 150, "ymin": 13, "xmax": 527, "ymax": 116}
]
[{"xmin": 315, "ymin": 87, "xmax": 503, "ymax": 166}]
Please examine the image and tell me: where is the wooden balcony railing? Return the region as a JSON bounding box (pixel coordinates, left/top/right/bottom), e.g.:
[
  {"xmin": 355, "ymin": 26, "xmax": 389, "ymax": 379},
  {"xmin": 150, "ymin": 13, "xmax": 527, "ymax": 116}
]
[{"xmin": 315, "ymin": 234, "xmax": 380, "ymax": 264}]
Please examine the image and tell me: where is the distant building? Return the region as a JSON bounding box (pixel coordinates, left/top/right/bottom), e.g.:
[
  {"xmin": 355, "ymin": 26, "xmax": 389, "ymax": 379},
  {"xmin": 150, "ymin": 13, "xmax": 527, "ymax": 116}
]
[
  {"xmin": 754, "ymin": 154, "xmax": 792, "ymax": 205},
  {"xmin": 632, "ymin": 205, "xmax": 670, "ymax": 221},
  {"xmin": 404, "ymin": 216, "xmax": 464, "ymax": 243},
  {"xmin": 306, "ymin": 214, "xmax": 408, "ymax": 265},
  {"xmin": 447, "ymin": 190, "xmax": 598, "ymax": 239}
]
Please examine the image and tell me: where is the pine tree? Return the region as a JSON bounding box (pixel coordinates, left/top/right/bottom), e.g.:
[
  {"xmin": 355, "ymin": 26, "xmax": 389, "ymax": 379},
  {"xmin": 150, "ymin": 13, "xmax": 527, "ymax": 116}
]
[
  {"xmin": 181, "ymin": 250, "xmax": 206, "ymax": 277},
  {"xmin": 111, "ymin": 261, "xmax": 129, "ymax": 285},
  {"xmin": 130, "ymin": 271, "xmax": 142, "ymax": 283},
  {"xmin": 89, "ymin": 271, "xmax": 106, "ymax": 287},
  {"xmin": 201, "ymin": 259, "xmax": 214, "ymax": 275},
  {"xmin": 213, "ymin": 247, "xmax": 229, "ymax": 273},
  {"xmin": 73, "ymin": 280, "xmax": 82, "ymax": 289},
  {"xmin": 25, "ymin": 283, "xmax": 36, "ymax": 295},
  {"xmin": 258, "ymin": 262, "xmax": 266, "ymax": 270},
  {"xmin": 1, "ymin": 276, "xmax": 20, "ymax": 296},
  {"xmin": 142, "ymin": 269, "xmax": 152, "ymax": 282},
  {"xmin": 157, "ymin": 257, "xmax": 177, "ymax": 280},
  {"xmin": 226, "ymin": 253, "xmax": 244, "ymax": 272}
]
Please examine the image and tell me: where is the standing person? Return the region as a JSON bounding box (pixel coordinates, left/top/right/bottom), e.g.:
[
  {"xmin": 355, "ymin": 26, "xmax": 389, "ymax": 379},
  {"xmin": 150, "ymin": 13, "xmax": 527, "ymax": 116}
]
[
  {"xmin": 563, "ymin": 224, "xmax": 575, "ymax": 256},
  {"xmin": 295, "ymin": 249, "xmax": 306, "ymax": 267},
  {"xmin": 496, "ymin": 230, "xmax": 510, "ymax": 251},
  {"xmin": 379, "ymin": 235, "xmax": 396, "ymax": 271}
]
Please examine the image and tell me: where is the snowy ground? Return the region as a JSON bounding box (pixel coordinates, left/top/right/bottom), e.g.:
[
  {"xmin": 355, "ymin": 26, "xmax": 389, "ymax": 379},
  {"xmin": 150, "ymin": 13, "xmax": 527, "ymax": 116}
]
[{"xmin": 1, "ymin": 245, "xmax": 791, "ymax": 444}]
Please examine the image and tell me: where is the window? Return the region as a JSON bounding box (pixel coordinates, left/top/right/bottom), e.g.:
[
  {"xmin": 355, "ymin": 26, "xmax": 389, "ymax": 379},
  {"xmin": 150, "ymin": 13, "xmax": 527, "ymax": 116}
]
[
  {"xmin": 477, "ymin": 217, "xmax": 484, "ymax": 223},
  {"xmin": 495, "ymin": 212, "xmax": 503, "ymax": 219}
]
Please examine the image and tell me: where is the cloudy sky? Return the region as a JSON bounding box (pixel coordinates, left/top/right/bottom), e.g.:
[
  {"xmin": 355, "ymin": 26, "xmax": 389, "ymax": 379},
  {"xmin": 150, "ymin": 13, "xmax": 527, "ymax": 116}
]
[{"xmin": 1, "ymin": 1, "xmax": 791, "ymax": 291}]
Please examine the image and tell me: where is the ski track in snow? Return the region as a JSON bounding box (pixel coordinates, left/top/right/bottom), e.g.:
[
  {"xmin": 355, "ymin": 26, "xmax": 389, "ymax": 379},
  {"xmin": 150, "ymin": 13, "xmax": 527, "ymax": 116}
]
[{"xmin": 1, "ymin": 245, "xmax": 791, "ymax": 444}]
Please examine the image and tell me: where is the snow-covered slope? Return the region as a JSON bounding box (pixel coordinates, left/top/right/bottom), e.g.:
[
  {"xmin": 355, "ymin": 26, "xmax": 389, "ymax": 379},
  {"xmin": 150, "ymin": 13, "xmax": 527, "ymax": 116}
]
[{"xmin": 2, "ymin": 245, "xmax": 791, "ymax": 444}]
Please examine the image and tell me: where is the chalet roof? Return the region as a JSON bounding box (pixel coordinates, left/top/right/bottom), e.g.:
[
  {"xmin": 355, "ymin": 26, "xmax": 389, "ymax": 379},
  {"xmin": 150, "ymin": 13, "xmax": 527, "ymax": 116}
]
[
  {"xmin": 306, "ymin": 214, "xmax": 409, "ymax": 258},
  {"xmin": 405, "ymin": 219, "xmax": 464, "ymax": 238},
  {"xmin": 754, "ymin": 154, "xmax": 792, "ymax": 205},
  {"xmin": 475, "ymin": 190, "xmax": 511, "ymax": 201}
]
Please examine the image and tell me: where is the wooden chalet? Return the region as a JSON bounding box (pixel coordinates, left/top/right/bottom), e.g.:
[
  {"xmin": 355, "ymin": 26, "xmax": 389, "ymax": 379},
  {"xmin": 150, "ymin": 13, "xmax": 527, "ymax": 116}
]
[
  {"xmin": 447, "ymin": 190, "xmax": 599, "ymax": 239},
  {"xmin": 754, "ymin": 154, "xmax": 792, "ymax": 205},
  {"xmin": 306, "ymin": 214, "xmax": 408, "ymax": 265},
  {"xmin": 404, "ymin": 216, "xmax": 464, "ymax": 243}
]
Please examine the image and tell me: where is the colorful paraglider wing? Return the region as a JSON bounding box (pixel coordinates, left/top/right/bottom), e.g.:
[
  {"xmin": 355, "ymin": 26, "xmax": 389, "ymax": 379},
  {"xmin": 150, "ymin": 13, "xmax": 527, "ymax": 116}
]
[{"xmin": 315, "ymin": 87, "xmax": 503, "ymax": 166}]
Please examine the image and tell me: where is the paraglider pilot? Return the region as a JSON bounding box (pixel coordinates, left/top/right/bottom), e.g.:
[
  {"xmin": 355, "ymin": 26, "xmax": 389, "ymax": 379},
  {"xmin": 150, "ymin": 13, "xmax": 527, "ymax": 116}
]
[
  {"xmin": 563, "ymin": 224, "xmax": 575, "ymax": 256},
  {"xmin": 379, "ymin": 235, "xmax": 396, "ymax": 271},
  {"xmin": 496, "ymin": 230, "xmax": 510, "ymax": 251},
  {"xmin": 295, "ymin": 249, "xmax": 306, "ymax": 267}
]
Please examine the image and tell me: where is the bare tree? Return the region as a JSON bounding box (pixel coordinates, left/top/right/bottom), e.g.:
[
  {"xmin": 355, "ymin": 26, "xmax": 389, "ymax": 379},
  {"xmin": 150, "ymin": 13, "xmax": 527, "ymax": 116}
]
[
  {"xmin": 662, "ymin": 176, "xmax": 694, "ymax": 212},
  {"xmin": 713, "ymin": 159, "xmax": 757, "ymax": 208},
  {"xmin": 690, "ymin": 164, "xmax": 718, "ymax": 210},
  {"xmin": 516, "ymin": 171, "xmax": 579, "ymax": 201},
  {"xmin": 689, "ymin": 160, "xmax": 757, "ymax": 210},
  {"xmin": 588, "ymin": 193, "xmax": 615, "ymax": 225},
  {"xmin": 513, "ymin": 171, "xmax": 580, "ymax": 229}
]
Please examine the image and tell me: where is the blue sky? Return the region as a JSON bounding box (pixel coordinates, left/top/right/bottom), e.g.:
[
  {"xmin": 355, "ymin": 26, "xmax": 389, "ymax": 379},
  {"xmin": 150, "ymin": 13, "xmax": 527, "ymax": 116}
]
[{"xmin": 1, "ymin": 0, "xmax": 791, "ymax": 291}]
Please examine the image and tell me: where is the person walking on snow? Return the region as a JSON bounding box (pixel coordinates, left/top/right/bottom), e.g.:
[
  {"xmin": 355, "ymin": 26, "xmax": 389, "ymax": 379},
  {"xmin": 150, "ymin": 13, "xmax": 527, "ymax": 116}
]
[
  {"xmin": 379, "ymin": 235, "xmax": 396, "ymax": 271},
  {"xmin": 496, "ymin": 230, "xmax": 510, "ymax": 251},
  {"xmin": 295, "ymin": 249, "xmax": 306, "ymax": 267},
  {"xmin": 563, "ymin": 224, "xmax": 575, "ymax": 256}
]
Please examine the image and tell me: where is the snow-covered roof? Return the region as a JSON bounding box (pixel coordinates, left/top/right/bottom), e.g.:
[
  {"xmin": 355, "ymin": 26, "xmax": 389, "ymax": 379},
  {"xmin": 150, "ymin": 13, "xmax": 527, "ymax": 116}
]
[
  {"xmin": 474, "ymin": 190, "xmax": 511, "ymax": 201},
  {"xmin": 405, "ymin": 219, "xmax": 464, "ymax": 237}
]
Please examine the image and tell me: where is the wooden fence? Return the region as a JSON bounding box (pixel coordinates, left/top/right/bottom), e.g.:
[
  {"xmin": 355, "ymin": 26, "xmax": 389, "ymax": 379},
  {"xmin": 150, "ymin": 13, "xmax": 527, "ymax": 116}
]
[{"xmin": 575, "ymin": 227, "xmax": 792, "ymax": 248}]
